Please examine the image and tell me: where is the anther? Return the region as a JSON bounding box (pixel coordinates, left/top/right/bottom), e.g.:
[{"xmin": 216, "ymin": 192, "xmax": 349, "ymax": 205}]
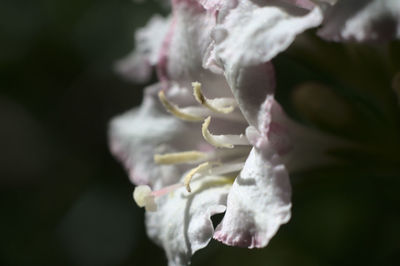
[
  {"xmin": 133, "ymin": 185, "xmax": 157, "ymax": 212},
  {"xmin": 133, "ymin": 183, "xmax": 183, "ymax": 212},
  {"xmin": 192, "ymin": 82, "xmax": 236, "ymax": 114},
  {"xmin": 158, "ymin": 90, "xmax": 204, "ymax": 121}
]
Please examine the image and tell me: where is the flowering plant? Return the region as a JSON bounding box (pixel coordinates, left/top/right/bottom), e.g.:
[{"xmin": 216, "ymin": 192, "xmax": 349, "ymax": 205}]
[{"xmin": 109, "ymin": 0, "xmax": 400, "ymax": 265}]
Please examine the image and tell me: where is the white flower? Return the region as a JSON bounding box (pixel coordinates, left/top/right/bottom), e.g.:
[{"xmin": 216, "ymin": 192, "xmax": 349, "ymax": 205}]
[{"xmin": 108, "ymin": 0, "xmax": 355, "ymax": 265}]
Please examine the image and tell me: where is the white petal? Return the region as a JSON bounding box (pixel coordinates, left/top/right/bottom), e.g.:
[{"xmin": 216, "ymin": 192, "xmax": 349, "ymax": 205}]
[
  {"xmin": 197, "ymin": 0, "xmax": 224, "ymax": 10},
  {"xmin": 214, "ymin": 148, "xmax": 291, "ymax": 248},
  {"xmin": 256, "ymin": 96, "xmax": 293, "ymax": 156},
  {"xmin": 163, "ymin": 0, "xmax": 234, "ymax": 100},
  {"xmin": 207, "ymin": 0, "xmax": 323, "ymax": 127},
  {"xmin": 209, "ymin": 0, "xmax": 323, "ymax": 71},
  {"xmin": 146, "ymin": 175, "xmax": 231, "ymax": 266},
  {"xmin": 165, "ymin": 0, "xmax": 214, "ymax": 82},
  {"xmin": 114, "ymin": 15, "xmax": 171, "ymax": 83},
  {"xmin": 226, "ymin": 63, "xmax": 276, "ymax": 128},
  {"xmin": 108, "ymin": 83, "xmax": 202, "ymax": 187},
  {"xmin": 318, "ymin": 0, "xmax": 400, "ymax": 42}
]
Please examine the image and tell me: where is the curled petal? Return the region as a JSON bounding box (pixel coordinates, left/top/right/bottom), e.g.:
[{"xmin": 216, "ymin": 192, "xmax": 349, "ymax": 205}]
[
  {"xmin": 226, "ymin": 63, "xmax": 276, "ymax": 128},
  {"xmin": 146, "ymin": 175, "xmax": 231, "ymax": 266},
  {"xmin": 210, "ymin": 0, "xmax": 323, "ymax": 127},
  {"xmin": 256, "ymin": 96, "xmax": 293, "ymax": 156},
  {"xmin": 208, "ymin": 0, "xmax": 323, "ymax": 71},
  {"xmin": 214, "ymin": 148, "xmax": 291, "ymax": 248}
]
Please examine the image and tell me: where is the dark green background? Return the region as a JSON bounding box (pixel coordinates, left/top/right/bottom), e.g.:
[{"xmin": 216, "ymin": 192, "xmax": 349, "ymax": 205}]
[{"xmin": 1, "ymin": 0, "xmax": 399, "ymax": 265}]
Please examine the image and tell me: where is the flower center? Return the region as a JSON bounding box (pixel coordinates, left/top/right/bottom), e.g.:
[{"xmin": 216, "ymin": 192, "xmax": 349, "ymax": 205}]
[{"xmin": 133, "ymin": 82, "xmax": 251, "ymax": 211}]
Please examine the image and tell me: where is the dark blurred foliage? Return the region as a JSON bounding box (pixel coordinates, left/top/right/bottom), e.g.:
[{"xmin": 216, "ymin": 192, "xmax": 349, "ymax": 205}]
[
  {"xmin": 0, "ymin": 0, "xmax": 399, "ymax": 265},
  {"xmin": 0, "ymin": 0, "xmax": 166, "ymax": 265}
]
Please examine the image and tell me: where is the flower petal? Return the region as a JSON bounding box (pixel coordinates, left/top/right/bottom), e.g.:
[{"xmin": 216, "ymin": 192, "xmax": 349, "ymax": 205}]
[
  {"xmin": 109, "ymin": 83, "xmax": 202, "ymax": 187},
  {"xmin": 214, "ymin": 148, "xmax": 291, "ymax": 248},
  {"xmin": 196, "ymin": 0, "xmax": 223, "ymax": 10},
  {"xmin": 146, "ymin": 175, "xmax": 232, "ymax": 266},
  {"xmin": 114, "ymin": 15, "xmax": 171, "ymax": 83},
  {"xmin": 256, "ymin": 96, "xmax": 293, "ymax": 156},
  {"xmin": 226, "ymin": 62, "xmax": 276, "ymax": 128},
  {"xmin": 318, "ymin": 0, "xmax": 400, "ymax": 42},
  {"xmin": 209, "ymin": 0, "xmax": 323, "ymax": 71},
  {"xmin": 164, "ymin": 0, "xmax": 216, "ymax": 85},
  {"xmin": 207, "ymin": 0, "xmax": 323, "ymax": 127},
  {"xmin": 161, "ymin": 0, "xmax": 236, "ymax": 99}
]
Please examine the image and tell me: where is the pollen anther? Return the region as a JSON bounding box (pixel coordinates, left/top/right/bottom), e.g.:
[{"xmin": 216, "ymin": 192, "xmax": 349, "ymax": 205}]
[
  {"xmin": 133, "ymin": 183, "xmax": 184, "ymax": 212},
  {"xmin": 133, "ymin": 185, "xmax": 157, "ymax": 212}
]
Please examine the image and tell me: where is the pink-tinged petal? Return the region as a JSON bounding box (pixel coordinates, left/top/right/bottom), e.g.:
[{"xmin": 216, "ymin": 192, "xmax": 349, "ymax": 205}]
[
  {"xmin": 146, "ymin": 175, "xmax": 231, "ymax": 266},
  {"xmin": 226, "ymin": 62, "xmax": 276, "ymax": 128},
  {"xmin": 214, "ymin": 148, "xmax": 291, "ymax": 248},
  {"xmin": 318, "ymin": 0, "xmax": 400, "ymax": 42},
  {"xmin": 164, "ymin": 0, "xmax": 223, "ymax": 90},
  {"xmin": 167, "ymin": 0, "xmax": 213, "ymax": 82},
  {"xmin": 209, "ymin": 0, "xmax": 323, "ymax": 72},
  {"xmin": 254, "ymin": 96, "xmax": 341, "ymax": 173},
  {"xmin": 196, "ymin": 0, "xmax": 223, "ymax": 10},
  {"xmin": 114, "ymin": 15, "xmax": 171, "ymax": 83},
  {"xmin": 157, "ymin": 0, "xmax": 238, "ymax": 100},
  {"xmin": 108, "ymin": 83, "xmax": 202, "ymax": 187},
  {"xmin": 256, "ymin": 96, "xmax": 293, "ymax": 156},
  {"xmin": 207, "ymin": 0, "xmax": 323, "ymax": 127}
]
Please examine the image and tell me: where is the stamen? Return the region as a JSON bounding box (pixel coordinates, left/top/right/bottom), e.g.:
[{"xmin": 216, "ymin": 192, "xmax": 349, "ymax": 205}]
[
  {"xmin": 202, "ymin": 117, "xmax": 250, "ymax": 149},
  {"xmin": 133, "ymin": 183, "xmax": 183, "ymax": 212},
  {"xmin": 133, "ymin": 185, "xmax": 157, "ymax": 212},
  {"xmin": 154, "ymin": 151, "xmax": 209, "ymax": 165},
  {"xmin": 158, "ymin": 90, "xmax": 204, "ymax": 121},
  {"xmin": 209, "ymin": 161, "xmax": 245, "ymax": 176},
  {"xmin": 183, "ymin": 162, "xmax": 212, "ymax": 192},
  {"xmin": 183, "ymin": 160, "xmax": 245, "ymax": 192},
  {"xmin": 192, "ymin": 82, "xmax": 236, "ymax": 114}
]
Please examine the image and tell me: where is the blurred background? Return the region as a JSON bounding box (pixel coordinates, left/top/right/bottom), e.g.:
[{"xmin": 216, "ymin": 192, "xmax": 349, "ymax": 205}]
[{"xmin": 0, "ymin": 0, "xmax": 399, "ymax": 265}]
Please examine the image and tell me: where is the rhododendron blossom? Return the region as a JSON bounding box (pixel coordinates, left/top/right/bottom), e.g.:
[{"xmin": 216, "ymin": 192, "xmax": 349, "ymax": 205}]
[{"xmin": 109, "ymin": 0, "xmax": 400, "ymax": 265}]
